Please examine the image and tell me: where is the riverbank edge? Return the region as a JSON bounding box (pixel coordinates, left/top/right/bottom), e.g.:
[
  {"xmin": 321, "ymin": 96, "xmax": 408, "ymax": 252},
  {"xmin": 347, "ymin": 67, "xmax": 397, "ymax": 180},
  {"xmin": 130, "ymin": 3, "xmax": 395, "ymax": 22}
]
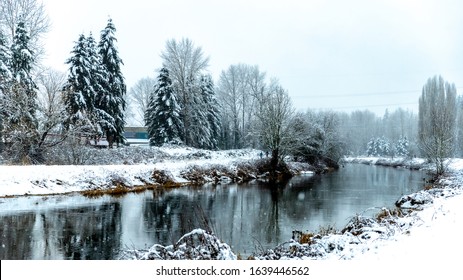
[
  {"xmin": 80, "ymin": 159, "xmax": 316, "ymax": 197},
  {"xmin": 341, "ymin": 156, "xmax": 431, "ymax": 170},
  {"xmin": 0, "ymin": 157, "xmax": 315, "ymax": 198}
]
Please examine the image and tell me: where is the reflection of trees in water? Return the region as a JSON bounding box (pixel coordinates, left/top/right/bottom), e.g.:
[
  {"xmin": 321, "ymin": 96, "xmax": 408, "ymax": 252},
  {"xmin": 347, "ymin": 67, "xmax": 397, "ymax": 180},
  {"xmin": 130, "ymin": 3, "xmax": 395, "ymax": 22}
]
[
  {"xmin": 264, "ymin": 185, "xmax": 282, "ymax": 243},
  {"xmin": 142, "ymin": 189, "xmax": 216, "ymax": 246},
  {"xmin": 278, "ymin": 176, "xmax": 326, "ymax": 221},
  {"xmin": 0, "ymin": 214, "xmax": 35, "ymax": 259},
  {"xmin": 57, "ymin": 203, "xmax": 122, "ymax": 259},
  {"xmin": 0, "ymin": 202, "xmax": 123, "ymax": 260}
]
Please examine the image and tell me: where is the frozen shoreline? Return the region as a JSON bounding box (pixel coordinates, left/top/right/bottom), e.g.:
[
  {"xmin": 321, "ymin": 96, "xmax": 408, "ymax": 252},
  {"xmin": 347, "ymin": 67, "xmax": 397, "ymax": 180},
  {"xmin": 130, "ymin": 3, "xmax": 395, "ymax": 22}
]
[
  {"xmin": 342, "ymin": 156, "xmax": 430, "ymax": 170},
  {"xmin": 0, "ymin": 146, "xmax": 315, "ymax": 197},
  {"xmin": 0, "ymin": 147, "xmax": 262, "ymax": 197}
]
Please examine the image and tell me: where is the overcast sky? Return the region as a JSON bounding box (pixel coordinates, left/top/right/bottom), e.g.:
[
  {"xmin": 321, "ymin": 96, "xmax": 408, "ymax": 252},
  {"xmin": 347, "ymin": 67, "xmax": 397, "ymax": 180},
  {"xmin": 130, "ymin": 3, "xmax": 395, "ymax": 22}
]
[{"xmin": 41, "ymin": 0, "xmax": 463, "ymax": 115}]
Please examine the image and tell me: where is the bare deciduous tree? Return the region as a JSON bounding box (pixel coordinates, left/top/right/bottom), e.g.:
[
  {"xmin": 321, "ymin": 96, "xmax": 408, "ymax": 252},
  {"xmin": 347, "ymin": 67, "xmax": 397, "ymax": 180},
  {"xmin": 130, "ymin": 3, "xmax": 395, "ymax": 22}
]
[
  {"xmin": 217, "ymin": 64, "xmax": 248, "ymax": 148},
  {"xmin": 0, "ymin": 0, "xmax": 50, "ymax": 61},
  {"xmin": 254, "ymin": 79, "xmax": 297, "ymax": 172},
  {"xmin": 216, "ymin": 64, "xmax": 266, "ymax": 149},
  {"xmin": 126, "ymin": 77, "xmax": 156, "ymax": 126},
  {"xmin": 36, "ymin": 67, "xmax": 67, "ymax": 147}
]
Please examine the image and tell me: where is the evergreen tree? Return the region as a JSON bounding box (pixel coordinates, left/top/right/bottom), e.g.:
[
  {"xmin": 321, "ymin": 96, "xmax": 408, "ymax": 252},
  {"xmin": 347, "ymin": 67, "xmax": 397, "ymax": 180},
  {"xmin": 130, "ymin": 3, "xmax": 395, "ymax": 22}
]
[
  {"xmin": 187, "ymin": 78, "xmax": 210, "ymax": 148},
  {"xmin": 86, "ymin": 33, "xmax": 114, "ymax": 140},
  {"xmin": 160, "ymin": 38, "xmax": 209, "ymax": 146},
  {"xmin": 63, "ymin": 32, "xmax": 114, "ymax": 144},
  {"xmin": 0, "ymin": 31, "xmax": 12, "ymax": 143},
  {"xmin": 395, "ymin": 136, "xmax": 409, "ymax": 157},
  {"xmin": 366, "ymin": 138, "xmax": 377, "ymax": 156},
  {"xmin": 367, "ymin": 136, "xmax": 391, "ymax": 156},
  {"xmin": 97, "ymin": 18, "xmax": 126, "ymax": 147},
  {"xmin": 63, "ymin": 34, "xmax": 95, "ymax": 132},
  {"xmin": 145, "ymin": 68, "xmax": 182, "ymax": 146},
  {"xmin": 0, "ymin": 30, "xmax": 11, "ymax": 90},
  {"xmin": 378, "ymin": 136, "xmax": 391, "ymax": 156},
  {"xmin": 2, "ymin": 21, "xmax": 41, "ymax": 163},
  {"xmin": 199, "ymin": 75, "xmax": 220, "ymax": 149}
]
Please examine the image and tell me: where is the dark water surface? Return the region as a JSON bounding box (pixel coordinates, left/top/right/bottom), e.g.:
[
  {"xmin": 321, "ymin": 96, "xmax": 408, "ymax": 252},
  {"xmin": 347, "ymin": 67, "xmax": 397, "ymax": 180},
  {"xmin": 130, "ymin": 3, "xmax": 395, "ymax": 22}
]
[{"xmin": 0, "ymin": 164, "xmax": 427, "ymax": 259}]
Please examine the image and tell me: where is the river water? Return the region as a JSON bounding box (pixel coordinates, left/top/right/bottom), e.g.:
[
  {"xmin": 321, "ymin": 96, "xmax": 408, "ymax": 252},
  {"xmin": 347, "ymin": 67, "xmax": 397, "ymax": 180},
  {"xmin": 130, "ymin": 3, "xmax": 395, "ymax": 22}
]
[{"xmin": 0, "ymin": 164, "xmax": 427, "ymax": 259}]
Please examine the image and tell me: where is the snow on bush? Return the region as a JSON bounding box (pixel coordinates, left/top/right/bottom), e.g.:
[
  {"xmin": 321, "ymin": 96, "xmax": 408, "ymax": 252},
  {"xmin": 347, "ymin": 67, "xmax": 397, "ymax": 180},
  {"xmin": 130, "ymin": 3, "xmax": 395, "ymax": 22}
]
[
  {"xmin": 125, "ymin": 229, "xmax": 236, "ymax": 260},
  {"xmin": 395, "ymin": 191, "xmax": 433, "ymax": 209},
  {"xmin": 254, "ymin": 213, "xmax": 398, "ymax": 260}
]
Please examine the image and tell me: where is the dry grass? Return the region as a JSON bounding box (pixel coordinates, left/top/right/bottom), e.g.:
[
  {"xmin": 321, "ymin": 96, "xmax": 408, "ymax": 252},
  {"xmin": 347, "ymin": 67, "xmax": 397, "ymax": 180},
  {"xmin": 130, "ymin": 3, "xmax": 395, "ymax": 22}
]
[
  {"xmin": 81, "ymin": 184, "xmax": 156, "ymax": 198},
  {"xmin": 292, "ymin": 230, "xmax": 315, "ymax": 244},
  {"xmin": 375, "ymin": 207, "xmax": 404, "ymax": 223}
]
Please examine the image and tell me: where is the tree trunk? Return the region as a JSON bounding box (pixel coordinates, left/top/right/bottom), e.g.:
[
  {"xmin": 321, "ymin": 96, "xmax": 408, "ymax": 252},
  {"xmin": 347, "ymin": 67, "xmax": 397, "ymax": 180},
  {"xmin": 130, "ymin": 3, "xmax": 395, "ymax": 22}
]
[{"xmin": 270, "ymin": 148, "xmax": 279, "ymax": 181}]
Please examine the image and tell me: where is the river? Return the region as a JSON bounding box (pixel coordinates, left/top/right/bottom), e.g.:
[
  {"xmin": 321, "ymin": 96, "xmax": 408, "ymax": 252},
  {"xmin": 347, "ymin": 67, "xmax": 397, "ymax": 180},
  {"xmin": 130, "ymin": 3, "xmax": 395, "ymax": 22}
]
[{"xmin": 0, "ymin": 164, "xmax": 427, "ymax": 259}]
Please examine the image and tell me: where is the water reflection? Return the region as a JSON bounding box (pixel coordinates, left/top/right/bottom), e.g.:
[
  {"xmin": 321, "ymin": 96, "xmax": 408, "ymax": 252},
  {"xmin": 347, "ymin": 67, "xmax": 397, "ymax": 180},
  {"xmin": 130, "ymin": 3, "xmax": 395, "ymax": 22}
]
[{"xmin": 0, "ymin": 164, "xmax": 426, "ymax": 259}]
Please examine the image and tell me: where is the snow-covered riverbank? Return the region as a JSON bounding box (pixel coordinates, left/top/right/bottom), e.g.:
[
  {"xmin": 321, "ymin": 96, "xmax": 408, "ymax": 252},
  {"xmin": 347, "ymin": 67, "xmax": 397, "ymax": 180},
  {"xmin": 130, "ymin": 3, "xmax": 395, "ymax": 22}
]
[
  {"xmin": 342, "ymin": 156, "xmax": 429, "ymax": 169},
  {"xmin": 0, "ymin": 146, "xmax": 314, "ymax": 197},
  {"xmin": 0, "ymin": 146, "xmax": 262, "ymax": 197}
]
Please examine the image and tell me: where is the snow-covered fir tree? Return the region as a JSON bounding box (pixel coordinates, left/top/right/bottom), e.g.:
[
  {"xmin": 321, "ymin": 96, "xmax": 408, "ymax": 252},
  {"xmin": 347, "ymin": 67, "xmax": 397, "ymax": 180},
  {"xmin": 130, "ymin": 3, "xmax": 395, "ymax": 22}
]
[
  {"xmin": 2, "ymin": 21, "xmax": 41, "ymax": 163},
  {"xmin": 63, "ymin": 32, "xmax": 115, "ymax": 144},
  {"xmin": 367, "ymin": 136, "xmax": 391, "ymax": 157},
  {"xmin": 185, "ymin": 78, "xmax": 210, "ymax": 148},
  {"xmin": 395, "ymin": 136, "xmax": 409, "ymax": 157},
  {"xmin": 160, "ymin": 38, "xmax": 209, "ymax": 147},
  {"xmin": 63, "ymin": 34, "xmax": 96, "ymax": 132},
  {"xmin": 199, "ymin": 75, "xmax": 220, "ymax": 149},
  {"xmin": 366, "ymin": 138, "xmax": 377, "ymax": 156},
  {"xmin": 97, "ymin": 18, "xmax": 126, "ymax": 147},
  {"xmin": 145, "ymin": 68, "xmax": 182, "ymax": 146},
  {"xmin": 379, "ymin": 136, "xmax": 391, "ymax": 156},
  {"xmin": 0, "ymin": 30, "xmax": 12, "ymax": 143},
  {"xmin": 85, "ymin": 33, "xmax": 115, "ymax": 139},
  {"xmin": 0, "ymin": 30, "xmax": 11, "ymax": 90}
]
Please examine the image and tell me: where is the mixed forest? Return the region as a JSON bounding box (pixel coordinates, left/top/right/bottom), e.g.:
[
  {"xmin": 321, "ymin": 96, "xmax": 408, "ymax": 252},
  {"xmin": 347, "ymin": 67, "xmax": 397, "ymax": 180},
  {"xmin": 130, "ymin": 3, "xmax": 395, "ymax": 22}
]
[{"xmin": 1, "ymin": 0, "xmax": 462, "ymax": 176}]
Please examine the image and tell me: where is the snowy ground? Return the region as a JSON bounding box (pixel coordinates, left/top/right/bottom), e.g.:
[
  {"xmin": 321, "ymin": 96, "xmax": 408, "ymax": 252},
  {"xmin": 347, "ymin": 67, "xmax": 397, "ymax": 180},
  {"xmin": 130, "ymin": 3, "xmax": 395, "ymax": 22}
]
[
  {"xmin": 0, "ymin": 146, "xmax": 262, "ymax": 197},
  {"xmin": 346, "ymin": 157, "xmax": 463, "ymax": 263}
]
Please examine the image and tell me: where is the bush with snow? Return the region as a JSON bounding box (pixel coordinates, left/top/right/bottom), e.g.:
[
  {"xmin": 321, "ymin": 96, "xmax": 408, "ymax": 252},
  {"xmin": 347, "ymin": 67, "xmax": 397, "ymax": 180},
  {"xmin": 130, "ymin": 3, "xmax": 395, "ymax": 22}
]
[
  {"xmin": 395, "ymin": 191, "xmax": 433, "ymax": 209},
  {"xmin": 125, "ymin": 229, "xmax": 236, "ymax": 260}
]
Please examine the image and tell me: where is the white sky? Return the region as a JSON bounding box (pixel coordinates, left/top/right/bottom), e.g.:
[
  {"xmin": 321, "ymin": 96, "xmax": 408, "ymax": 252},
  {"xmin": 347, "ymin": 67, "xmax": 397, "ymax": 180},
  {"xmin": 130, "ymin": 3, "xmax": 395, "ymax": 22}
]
[{"xmin": 41, "ymin": 0, "xmax": 463, "ymax": 115}]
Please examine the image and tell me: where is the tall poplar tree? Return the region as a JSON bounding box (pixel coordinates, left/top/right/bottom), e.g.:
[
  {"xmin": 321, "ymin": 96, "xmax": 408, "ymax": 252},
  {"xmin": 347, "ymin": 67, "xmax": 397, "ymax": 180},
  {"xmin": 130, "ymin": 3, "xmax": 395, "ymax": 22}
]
[{"xmin": 418, "ymin": 75, "xmax": 457, "ymax": 175}]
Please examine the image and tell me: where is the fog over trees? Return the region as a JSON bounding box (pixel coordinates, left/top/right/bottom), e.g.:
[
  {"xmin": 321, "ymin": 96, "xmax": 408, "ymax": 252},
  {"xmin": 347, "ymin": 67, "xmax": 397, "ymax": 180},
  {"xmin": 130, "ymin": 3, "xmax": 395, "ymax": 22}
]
[{"xmin": 1, "ymin": 2, "xmax": 462, "ymax": 175}]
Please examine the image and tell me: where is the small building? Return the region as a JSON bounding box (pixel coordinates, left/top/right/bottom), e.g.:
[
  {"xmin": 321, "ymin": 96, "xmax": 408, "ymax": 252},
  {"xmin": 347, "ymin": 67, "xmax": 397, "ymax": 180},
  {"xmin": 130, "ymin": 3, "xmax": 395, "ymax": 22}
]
[{"xmin": 124, "ymin": 126, "xmax": 149, "ymax": 146}]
